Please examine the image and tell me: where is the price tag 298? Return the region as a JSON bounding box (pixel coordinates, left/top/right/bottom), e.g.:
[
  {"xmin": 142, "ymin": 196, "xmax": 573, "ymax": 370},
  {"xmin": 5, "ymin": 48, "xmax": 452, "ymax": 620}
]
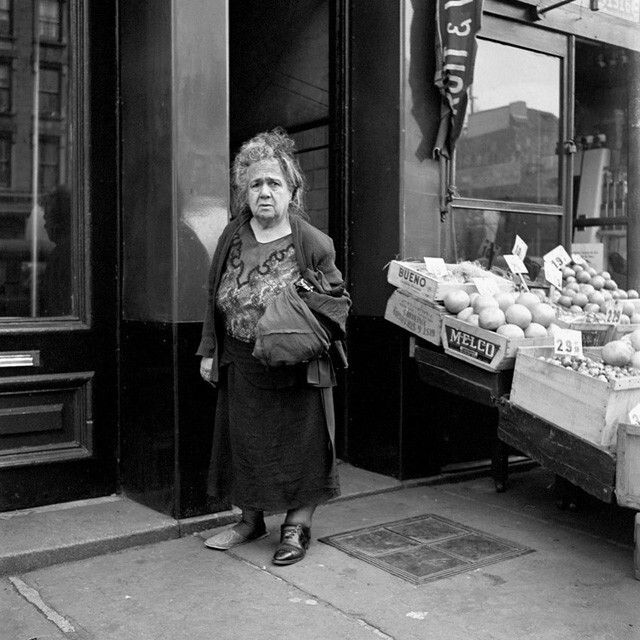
[{"xmin": 554, "ymin": 328, "xmax": 583, "ymax": 358}]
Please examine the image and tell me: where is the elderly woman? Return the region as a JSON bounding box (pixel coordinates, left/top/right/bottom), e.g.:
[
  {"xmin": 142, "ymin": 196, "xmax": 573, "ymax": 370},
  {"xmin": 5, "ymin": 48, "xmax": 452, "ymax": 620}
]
[{"xmin": 198, "ymin": 128, "xmax": 349, "ymax": 566}]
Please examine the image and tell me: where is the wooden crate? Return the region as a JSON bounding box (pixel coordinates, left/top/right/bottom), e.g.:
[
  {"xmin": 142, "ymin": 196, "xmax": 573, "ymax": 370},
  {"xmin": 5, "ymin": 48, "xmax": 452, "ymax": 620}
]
[
  {"xmin": 554, "ymin": 319, "xmax": 616, "ymax": 346},
  {"xmin": 510, "ymin": 346, "xmax": 640, "ymax": 450},
  {"xmin": 384, "ymin": 289, "xmax": 448, "ymax": 346},
  {"xmin": 386, "ymin": 260, "xmax": 512, "ymax": 302},
  {"xmin": 616, "ymin": 422, "xmax": 640, "ymax": 510},
  {"xmin": 612, "ymin": 323, "xmax": 640, "ymax": 341},
  {"xmin": 441, "ymin": 316, "xmax": 552, "ymax": 372}
]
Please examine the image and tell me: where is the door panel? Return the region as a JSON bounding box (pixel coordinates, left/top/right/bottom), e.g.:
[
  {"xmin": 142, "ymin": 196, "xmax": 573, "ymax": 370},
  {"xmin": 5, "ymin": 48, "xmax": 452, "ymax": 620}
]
[{"xmin": 0, "ymin": 1, "xmax": 118, "ymax": 511}]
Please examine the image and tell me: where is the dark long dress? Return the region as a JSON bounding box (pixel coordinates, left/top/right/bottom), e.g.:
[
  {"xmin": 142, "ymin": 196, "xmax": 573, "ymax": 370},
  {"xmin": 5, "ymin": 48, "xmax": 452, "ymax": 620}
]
[{"xmin": 207, "ymin": 225, "xmax": 340, "ymax": 512}]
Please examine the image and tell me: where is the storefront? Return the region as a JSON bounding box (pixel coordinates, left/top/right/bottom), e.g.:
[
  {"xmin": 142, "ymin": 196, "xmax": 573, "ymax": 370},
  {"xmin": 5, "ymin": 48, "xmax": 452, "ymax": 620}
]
[{"xmin": 0, "ymin": 0, "xmax": 638, "ymax": 520}]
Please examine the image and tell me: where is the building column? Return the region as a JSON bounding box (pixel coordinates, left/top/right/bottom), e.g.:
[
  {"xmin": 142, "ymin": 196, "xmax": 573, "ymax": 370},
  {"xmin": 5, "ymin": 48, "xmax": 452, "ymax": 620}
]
[{"xmin": 118, "ymin": 0, "xmax": 229, "ymax": 518}]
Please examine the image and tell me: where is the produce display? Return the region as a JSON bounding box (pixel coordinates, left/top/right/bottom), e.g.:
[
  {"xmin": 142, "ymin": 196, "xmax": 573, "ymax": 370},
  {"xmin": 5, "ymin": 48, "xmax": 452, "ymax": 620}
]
[
  {"xmin": 540, "ymin": 347, "xmax": 640, "ymax": 382},
  {"xmin": 551, "ymin": 262, "xmax": 640, "ymax": 324},
  {"xmin": 443, "ymin": 288, "xmax": 555, "ymax": 339}
]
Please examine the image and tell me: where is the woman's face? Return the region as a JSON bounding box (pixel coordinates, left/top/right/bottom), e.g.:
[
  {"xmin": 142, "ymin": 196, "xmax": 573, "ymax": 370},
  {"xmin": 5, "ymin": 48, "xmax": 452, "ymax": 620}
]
[{"xmin": 246, "ymin": 159, "xmax": 292, "ymax": 228}]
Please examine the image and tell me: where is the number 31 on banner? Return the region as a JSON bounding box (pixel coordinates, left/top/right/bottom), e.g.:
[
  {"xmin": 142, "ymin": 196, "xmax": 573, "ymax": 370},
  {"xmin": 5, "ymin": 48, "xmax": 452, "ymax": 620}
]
[{"xmin": 553, "ymin": 328, "xmax": 583, "ymax": 357}]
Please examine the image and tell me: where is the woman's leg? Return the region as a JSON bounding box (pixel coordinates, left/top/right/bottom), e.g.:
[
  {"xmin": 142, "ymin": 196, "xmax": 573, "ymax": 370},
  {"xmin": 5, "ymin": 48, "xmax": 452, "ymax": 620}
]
[
  {"xmin": 234, "ymin": 508, "xmax": 265, "ymax": 537},
  {"xmin": 283, "ymin": 504, "xmax": 316, "ymax": 527},
  {"xmin": 204, "ymin": 508, "xmax": 266, "ymax": 550},
  {"xmin": 273, "ymin": 504, "xmax": 316, "ymax": 565}
]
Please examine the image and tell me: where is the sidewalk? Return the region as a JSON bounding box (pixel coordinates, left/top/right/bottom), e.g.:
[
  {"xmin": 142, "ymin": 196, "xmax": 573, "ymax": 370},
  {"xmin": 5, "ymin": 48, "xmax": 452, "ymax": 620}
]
[{"xmin": 2, "ymin": 463, "xmax": 639, "ymax": 640}]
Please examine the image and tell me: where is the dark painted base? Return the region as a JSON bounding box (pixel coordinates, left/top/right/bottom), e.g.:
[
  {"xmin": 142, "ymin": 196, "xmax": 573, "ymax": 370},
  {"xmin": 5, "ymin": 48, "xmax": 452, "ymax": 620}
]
[{"xmin": 343, "ymin": 317, "xmax": 498, "ymax": 480}]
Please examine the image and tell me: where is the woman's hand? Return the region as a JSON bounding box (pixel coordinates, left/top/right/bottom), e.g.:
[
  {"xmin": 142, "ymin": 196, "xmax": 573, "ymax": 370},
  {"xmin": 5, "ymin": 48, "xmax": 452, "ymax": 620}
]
[{"xmin": 200, "ymin": 357, "xmax": 214, "ymax": 382}]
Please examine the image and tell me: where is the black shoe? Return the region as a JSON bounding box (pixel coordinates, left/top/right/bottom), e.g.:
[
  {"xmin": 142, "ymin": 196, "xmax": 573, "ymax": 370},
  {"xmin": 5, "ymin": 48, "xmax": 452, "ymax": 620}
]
[{"xmin": 272, "ymin": 523, "xmax": 311, "ymax": 566}]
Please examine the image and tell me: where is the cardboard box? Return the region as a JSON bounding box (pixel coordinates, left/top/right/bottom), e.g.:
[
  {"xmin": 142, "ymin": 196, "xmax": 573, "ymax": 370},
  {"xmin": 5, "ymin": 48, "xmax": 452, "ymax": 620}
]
[
  {"xmin": 510, "ymin": 346, "xmax": 640, "ymax": 451},
  {"xmin": 616, "ymin": 422, "xmax": 640, "ymax": 510},
  {"xmin": 387, "ymin": 260, "xmax": 475, "ymax": 302},
  {"xmin": 384, "ymin": 289, "xmax": 448, "ymax": 346},
  {"xmin": 441, "ymin": 316, "xmax": 552, "ymax": 372}
]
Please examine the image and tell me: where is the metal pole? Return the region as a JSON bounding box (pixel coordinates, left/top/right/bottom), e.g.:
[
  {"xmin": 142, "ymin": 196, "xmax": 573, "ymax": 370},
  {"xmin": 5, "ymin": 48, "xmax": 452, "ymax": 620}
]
[{"xmin": 628, "ymin": 52, "xmax": 640, "ymax": 290}]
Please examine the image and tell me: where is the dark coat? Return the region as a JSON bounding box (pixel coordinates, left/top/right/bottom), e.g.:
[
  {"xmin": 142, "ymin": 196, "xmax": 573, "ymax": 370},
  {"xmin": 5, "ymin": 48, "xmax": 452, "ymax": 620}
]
[{"xmin": 197, "ymin": 211, "xmax": 349, "ymax": 385}]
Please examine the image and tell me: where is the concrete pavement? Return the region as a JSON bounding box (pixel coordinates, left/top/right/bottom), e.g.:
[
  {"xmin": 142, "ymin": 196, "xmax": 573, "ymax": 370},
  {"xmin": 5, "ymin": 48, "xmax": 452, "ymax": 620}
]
[{"xmin": 2, "ymin": 463, "xmax": 639, "ymax": 640}]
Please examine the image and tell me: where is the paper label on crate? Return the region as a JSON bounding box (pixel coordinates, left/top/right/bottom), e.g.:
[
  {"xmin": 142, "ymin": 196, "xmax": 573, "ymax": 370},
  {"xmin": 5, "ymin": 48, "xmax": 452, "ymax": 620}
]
[
  {"xmin": 543, "ymin": 260, "xmax": 563, "ymax": 290},
  {"xmin": 628, "ymin": 404, "xmax": 640, "ymax": 426},
  {"xmin": 503, "ymin": 254, "xmax": 528, "ymax": 274},
  {"xmin": 443, "ymin": 324, "xmax": 499, "ymax": 364},
  {"xmin": 553, "ymin": 328, "xmax": 583, "ymax": 357},
  {"xmin": 603, "ymin": 300, "xmax": 623, "ymax": 324},
  {"xmin": 472, "ymin": 276, "xmax": 500, "ymax": 296},
  {"xmin": 512, "ymin": 235, "xmax": 528, "ymax": 262},
  {"xmin": 423, "ymin": 257, "xmax": 448, "ymax": 277},
  {"xmin": 544, "ymin": 245, "xmax": 572, "ymax": 270}
]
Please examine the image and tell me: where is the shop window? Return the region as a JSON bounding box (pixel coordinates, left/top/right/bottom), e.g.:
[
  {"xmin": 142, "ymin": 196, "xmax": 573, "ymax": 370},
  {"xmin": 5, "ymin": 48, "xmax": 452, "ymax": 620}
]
[
  {"xmin": 0, "ymin": 61, "xmax": 10, "ymax": 113},
  {"xmin": 38, "ymin": 0, "xmax": 62, "ymax": 42},
  {"xmin": 39, "ymin": 66, "xmax": 60, "ymax": 118},
  {"xmin": 0, "ymin": 0, "xmax": 11, "ymax": 37},
  {"xmin": 0, "ymin": 0, "xmax": 74, "ymax": 319},
  {"xmin": 572, "ymin": 40, "xmax": 633, "ymax": 286},
  {"xmin": 450, "ymin": 20, "xmax": 566, "ymax": 274}
]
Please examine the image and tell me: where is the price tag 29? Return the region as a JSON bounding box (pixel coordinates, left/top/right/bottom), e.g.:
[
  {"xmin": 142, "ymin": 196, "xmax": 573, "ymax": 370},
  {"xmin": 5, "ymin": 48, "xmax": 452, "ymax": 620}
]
[
  {"xmin": 604, "ymin": 300, "xmax": 623, "ymax": 324},
  {"xmin": 554, "ymin": 328, "xmax": 583, "ymax": 358}
]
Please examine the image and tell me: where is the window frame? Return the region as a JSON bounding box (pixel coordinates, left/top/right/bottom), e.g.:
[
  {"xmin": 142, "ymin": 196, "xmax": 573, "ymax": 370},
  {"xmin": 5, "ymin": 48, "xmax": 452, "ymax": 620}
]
[{"xmin": 449, "ymin": 15, "xmax": 574, "ymax": 247}]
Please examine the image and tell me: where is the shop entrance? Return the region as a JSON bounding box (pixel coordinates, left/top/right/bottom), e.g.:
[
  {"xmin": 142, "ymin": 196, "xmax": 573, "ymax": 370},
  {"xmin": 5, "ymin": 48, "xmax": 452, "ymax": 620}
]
[
  {"xmin": 228, "ymin": 0, "xmax": 348, "ymax": 457},
  {"xmin": 0, "ymin": 2, "xmax": 118, "ymax": 511}
]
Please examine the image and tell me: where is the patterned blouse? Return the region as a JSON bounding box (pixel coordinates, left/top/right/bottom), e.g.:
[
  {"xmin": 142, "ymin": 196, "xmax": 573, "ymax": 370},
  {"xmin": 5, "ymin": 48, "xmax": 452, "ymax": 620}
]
[{"xmin": 216, "ymin": 224, "xmax": 301, "ymax": 343}]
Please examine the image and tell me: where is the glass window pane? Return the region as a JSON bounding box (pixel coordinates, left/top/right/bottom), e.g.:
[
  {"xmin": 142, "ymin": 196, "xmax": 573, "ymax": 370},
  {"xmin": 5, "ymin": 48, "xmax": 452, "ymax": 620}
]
[
  {"xmin": 0, "ymin": 2, "xmax": 74, "ymax": 319},
  {"xmin": 453, "ymin": 208, "xmax": 562, "ymax": 280},
  {"xmin": 456, "ymin": 40, "xmax": 562, "ymax": 205}
]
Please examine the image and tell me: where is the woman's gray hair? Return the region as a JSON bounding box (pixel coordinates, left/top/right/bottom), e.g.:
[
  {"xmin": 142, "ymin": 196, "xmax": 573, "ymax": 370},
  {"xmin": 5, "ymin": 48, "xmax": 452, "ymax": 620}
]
[{"xmin": 232, "ymin": 128, "xmax": 307, "ymax": 219}]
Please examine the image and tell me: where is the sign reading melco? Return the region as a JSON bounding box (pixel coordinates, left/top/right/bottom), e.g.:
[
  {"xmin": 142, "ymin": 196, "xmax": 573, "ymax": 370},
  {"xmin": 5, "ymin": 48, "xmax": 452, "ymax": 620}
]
[{"xmin": 444, "ymin": 324, "xmax": 498, "ymax": 363}]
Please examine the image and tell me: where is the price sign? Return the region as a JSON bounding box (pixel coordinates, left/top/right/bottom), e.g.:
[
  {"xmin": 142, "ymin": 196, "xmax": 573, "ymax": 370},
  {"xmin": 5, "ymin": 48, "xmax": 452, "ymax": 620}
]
[
  {"xmin": 423, "ymin": 257, "xmax": 448, "ymax": 277},
  {"xmin": 544, "ymin": 245, "xmax": 572, "ymax": 271},
  {"xmin": 629, "ymin": 404, "xmax": 640, "ymax": 426},
  {"xmin": 553, "ymin": 328, "xmax": 583, "ymax": 357},
  {"xmin": 473, "ymin": 276, "xmax": 500, "ymax": 296},
  {"xmin": 544, "ymin": 260, "xmax": 563, "ymax": 290},
  {"xmin": 503, "ymin": 254, "xmax": 528, "ymax": 274},
  {"xmin": 512, "ymin": 235, "xmax": 528, "ymax": 262},
  {"xmin": 603, "ymin": 300, "xmax": 623, "ymax": 324},
  {"xmin": 571, "ymin": 253, "xmax": 586, "ymax": 266}
]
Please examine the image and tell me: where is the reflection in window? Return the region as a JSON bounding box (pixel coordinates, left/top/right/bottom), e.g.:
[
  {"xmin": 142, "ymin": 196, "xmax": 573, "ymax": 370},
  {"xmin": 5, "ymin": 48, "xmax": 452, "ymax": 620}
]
[
  {"xmin": 0, "ymin": 134, "xmax": 10, "ymax": 187},
  {"xmin": 39, "ymin": 136, "xmax": 60, "ymax": 191},
  {"xmin": 0, "ymin": 61, "xmax": 10, "ymax": 113},
  {"xmin": 0, "ymin": 0, "xmax": 11, "ymax": 37},
  {"xmin": 0, "ymin": 2, "xmax": 73, "ymax": 318},
  {"xmin": 456, "ymin": 40, "xmax": 561, "ymax": 205},
  {"xmin": 38, "ymin": 0, "xmax": 62, "ymax": 41},
  {"xmin": 453, "ymin": 208, "xmax": 561, "ymax": 281},
  {"xmin": 39, "ymin": 67, "xmax": 61, "ymax": 117}
]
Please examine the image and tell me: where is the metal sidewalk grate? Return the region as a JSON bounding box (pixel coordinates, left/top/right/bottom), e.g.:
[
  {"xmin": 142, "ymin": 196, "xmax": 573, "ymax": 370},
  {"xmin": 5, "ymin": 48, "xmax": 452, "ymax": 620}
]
[{"xmin": 318, "ymin": 514, "xmax": 534, "ymax": 584}]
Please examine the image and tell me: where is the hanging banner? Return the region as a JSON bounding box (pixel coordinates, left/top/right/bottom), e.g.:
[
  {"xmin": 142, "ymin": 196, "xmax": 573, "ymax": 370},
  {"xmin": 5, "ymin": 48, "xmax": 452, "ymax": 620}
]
[{"xmin": 433, "ymin": 0, "xmax": 484, "ymax": 160}]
